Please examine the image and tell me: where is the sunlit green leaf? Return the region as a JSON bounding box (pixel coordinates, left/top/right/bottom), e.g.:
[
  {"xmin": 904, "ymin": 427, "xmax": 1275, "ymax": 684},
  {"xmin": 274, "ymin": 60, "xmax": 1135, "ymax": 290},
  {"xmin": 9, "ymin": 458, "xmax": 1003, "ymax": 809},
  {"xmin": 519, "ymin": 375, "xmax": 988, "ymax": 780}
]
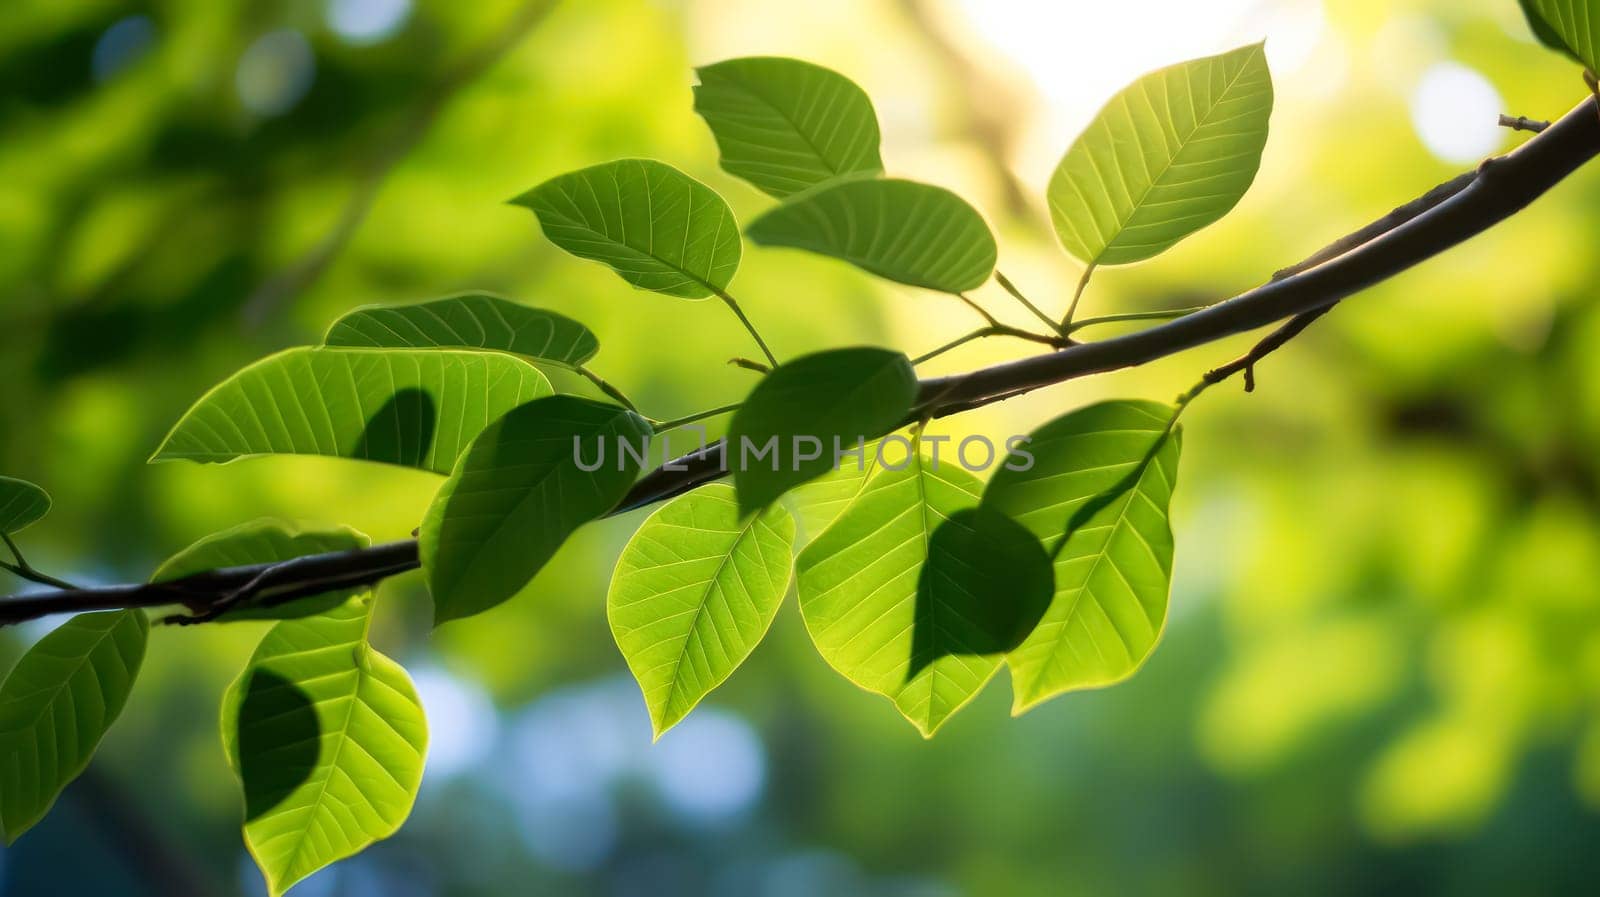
[
  {"xmin": 746, "ymin": 177, "xmax": 997, "ymax": 292},
  {"xmin": 981, "ymin": 401, "xmax": 1182, "ymax": 713},
  {"xmin": 1518, "ymin": 0, "xmax": 1600, "ymax": 71},
  {"xmin": 153, "ymin": 519, "xmax": 371, "ymax": 621},
  {"xmin": 608, "ymin": 483, "xmax": 795, "ymax": 736},
  {"xmin": 221, "ymin": 595, "xmax": 426, "ymax": 897},
  {"xmin": 151, "ymin": 347, "xmax": 552, "ymax": 475},
  {"xmin": 0, "ymin": 477, "xmax": 50, "ymax": 535},
  {"xmin": 1048, "ymin": 43, "xmax": 1273, "ymax": 266},
  {"xmin": 782, "ymin": 437, "xmax": 884, "ymax": 540},
  {"xmin": 422, "ymin": 395, "xmax": 652, "ymax": 625},
  {"xmin": 796, "ymin": 451, "xmax": 1051, "ymax": 736},
  {"xmin": 512, "ymin": 159, "xmax": 742, "ymax": 299},
  {"xmin": 0, "ymin": 610, "xmax": 148, "ymax": 844},
  {"xmin": 325, "ymin": 293, "xmax": 600, "ymax": 367},
  {"xmin": 693, "ymin": 56, "xmax": 884, "ymax": 198},
  {"xmin": 728, "ymin": 348, "xmax": 918, "ymax": 514}
]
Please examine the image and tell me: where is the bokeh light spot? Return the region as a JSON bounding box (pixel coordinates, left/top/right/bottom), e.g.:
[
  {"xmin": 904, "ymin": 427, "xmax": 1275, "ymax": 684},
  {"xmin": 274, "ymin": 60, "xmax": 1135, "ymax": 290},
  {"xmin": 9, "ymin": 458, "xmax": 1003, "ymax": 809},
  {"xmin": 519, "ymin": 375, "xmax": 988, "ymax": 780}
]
[
  {"xmin": 410, "ymin": 665, "xmax": 499, "ymax": 781},
  {"xmin": 236, "ymin": 29, "xmax": 316, "ymax": 117},
  {"xmin": 647, "ymin": 707, "xmax": 766, "ymax": 824},
  {"xmin": 91, "ymin": 15, "xmax": 156, "ymax": 83},
  {"xmin": 327, "ymin": 0, "xmax": 412, "ymax": 46},
  {"xmin": 1410, "ymin": 62, "xmax": 1505, "ymax": 164}
]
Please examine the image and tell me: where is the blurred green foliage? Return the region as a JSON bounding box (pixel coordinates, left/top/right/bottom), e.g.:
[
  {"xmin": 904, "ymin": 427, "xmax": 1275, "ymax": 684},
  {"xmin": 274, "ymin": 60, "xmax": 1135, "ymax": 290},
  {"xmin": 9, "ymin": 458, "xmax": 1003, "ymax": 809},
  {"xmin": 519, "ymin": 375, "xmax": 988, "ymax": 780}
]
[{"xmin": 4, "ymin": 0, "xmax": 1600, "ymax": 894}]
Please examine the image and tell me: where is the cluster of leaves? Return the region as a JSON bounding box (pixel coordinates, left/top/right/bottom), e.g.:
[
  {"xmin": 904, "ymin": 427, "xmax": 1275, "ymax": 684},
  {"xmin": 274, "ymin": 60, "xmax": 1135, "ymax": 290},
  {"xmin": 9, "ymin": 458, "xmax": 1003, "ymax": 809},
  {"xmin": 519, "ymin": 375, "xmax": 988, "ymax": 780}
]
[
  {"xmin": 0, "ymin": 7, "xmax": 1588, "ymax": 889},
  {"xmin": 0, "ymin": 44, "xmax": 1276, "ymax": 893}
]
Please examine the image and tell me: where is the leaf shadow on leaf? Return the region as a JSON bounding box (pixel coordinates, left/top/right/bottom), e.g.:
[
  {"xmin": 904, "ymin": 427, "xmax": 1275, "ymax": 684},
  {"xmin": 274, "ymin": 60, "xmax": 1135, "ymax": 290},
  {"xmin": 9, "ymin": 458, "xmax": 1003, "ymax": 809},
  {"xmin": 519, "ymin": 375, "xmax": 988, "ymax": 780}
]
[
  {"xmin": 1045, "ymin": 428, "xmax": 1176, "ymax": 564},
  {"xmin": 235, "ymin": 670, "xmax": 320, "ymax": 822},
  {"xmin": 354, "ymin": 387, "xmax": 437, "ymax": 468},
  {"xmin": 908, "ymin": 506, "xmax": 1053, "ymax": 680}
]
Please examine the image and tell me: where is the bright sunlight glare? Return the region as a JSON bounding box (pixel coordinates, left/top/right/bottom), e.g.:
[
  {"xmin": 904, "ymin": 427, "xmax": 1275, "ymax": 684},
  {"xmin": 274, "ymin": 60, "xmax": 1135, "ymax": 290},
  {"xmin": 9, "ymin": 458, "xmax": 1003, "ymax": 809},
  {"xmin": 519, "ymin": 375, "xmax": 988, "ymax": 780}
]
[
  {"xmin": 951, "ymin": 0, "xmax": 1329, "ymax": 182},
  {"xmin": 1410, "ymin": 62, "xmax": 1507, "ymax": 164}
]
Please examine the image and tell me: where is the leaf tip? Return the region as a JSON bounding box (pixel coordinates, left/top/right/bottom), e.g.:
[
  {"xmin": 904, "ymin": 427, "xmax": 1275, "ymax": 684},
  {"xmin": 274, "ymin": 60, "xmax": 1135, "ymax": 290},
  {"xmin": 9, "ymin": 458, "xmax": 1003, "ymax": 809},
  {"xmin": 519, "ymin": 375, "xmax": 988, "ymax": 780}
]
[
  {"xmin": 1009, "ymin": 685, "xmax": 1044, "ymax": 717},
  {"xmin": 650, "ymin": 707, "xmax": 685, "ymax": 742}
]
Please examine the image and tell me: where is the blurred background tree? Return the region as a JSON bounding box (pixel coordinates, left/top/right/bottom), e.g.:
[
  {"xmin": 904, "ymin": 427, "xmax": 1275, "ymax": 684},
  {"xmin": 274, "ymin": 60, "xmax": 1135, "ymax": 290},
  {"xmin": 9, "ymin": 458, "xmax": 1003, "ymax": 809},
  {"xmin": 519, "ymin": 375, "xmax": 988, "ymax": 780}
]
[{"xmin": 3, "ymin": 0, "xmax": 1600, "ymax": 894}]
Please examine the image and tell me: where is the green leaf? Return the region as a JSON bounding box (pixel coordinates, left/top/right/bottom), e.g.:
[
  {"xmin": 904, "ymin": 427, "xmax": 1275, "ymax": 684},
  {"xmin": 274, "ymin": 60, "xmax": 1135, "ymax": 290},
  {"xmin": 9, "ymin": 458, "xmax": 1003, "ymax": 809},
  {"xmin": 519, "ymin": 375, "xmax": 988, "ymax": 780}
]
[
  {"xmin": 421, "ymin": 395, "xmax": 653, "ymax": 625},
  {"xmin": 512, "ymin": 159, "xmax": 742, "ymax": 299},
  {"xmin": 728, "ymin": 348, "xmax": 918, "ymax": 514},
  {"xmin": 796, "ymin": 452, "xmax": 1051, "ymax": 736},
  {"xmin": 980, "ymin": 400, "xmax": 1182, "ymax": 713},
  {"xmin": 1047, "ymin": 43, "xmax": 1273, "ymax": 267},
  {"xmin": 0, "ymin": 610, "xmax": 148, "ymax": 843},
  {"xmin": 693, "ymin": 56, "xmax": 884, "ymax": 198},
  {"xmin": 0, "ymin": 476, "xmax": 50, "ymax": 535},
  {"xmin": 221, "ymin": 596, "xmax": 426, "ymax": 897},
  {"xmin": 325, "ymin": 292, "xmax": 600, "ymax": 367},
  {"xmin": 746, "ymin": 177, "xmax": 997, "ymax": 293},
  {"xmin": 153, "ymin": 520, "xmax": 371, "ymax": 621},
  {"xmin": 782, "ymin": 438, "xmax": 883, "ymax": 540},
  {"xmin": 1518, "ymin": 0, "xmax": 1600, "ymax": 71},
  {"xmin": 151, "ymin": 347, "xmax": 552, "ymax": 475},
  {"xmin": 608, "ymin": 483, "xmax": 795, "ymax": 737}
]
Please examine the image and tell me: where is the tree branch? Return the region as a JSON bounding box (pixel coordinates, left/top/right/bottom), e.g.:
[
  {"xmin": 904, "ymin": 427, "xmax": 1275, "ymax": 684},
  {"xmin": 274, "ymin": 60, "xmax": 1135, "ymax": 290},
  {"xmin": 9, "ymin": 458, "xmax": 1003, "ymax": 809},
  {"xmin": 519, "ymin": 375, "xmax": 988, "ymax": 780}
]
[{"xmin": 4, "ymin": 98, "xmax": 1596, "ymax": 626}]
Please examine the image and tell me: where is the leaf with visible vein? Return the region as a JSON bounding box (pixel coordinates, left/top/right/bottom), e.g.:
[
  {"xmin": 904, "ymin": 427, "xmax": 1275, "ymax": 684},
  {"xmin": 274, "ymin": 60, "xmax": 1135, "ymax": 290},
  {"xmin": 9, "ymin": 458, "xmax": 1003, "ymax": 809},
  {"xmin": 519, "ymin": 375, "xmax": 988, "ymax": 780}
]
[
  {"xmin": 512, "ymin": 159, "xmax": 742, "ymax": 299},
  {"xmin": 783, "ymin": 438, "xmax": 883, "ymax": 540},
  {"xmin": 1519, "ymin": 0, "xmax": 1600, "ymax": 71},
  {"xmin": 693, "ymin": 56, "xmax": 884, "ymax": 198},
  {"xmin": 746, "ymin": 177, "xmax": 997, "ymax": 293},
  {"xmin": 0, "ymin": 477, "xmax": 50, "ymax": 535},
  {"xmin": 153, "ymin": 519, "xmax": 371, "ymax": 621},
  {"xmin": 1048, "ymin": 43, "xmax": 1273, "ymax": 266},
  {"xmin": 728, "ymin": 348, "xmax": 917, "ymax": 514},
  {"xmin": 981, "ymin": 401, "xmax": 1182, "ymax": 713},
  {"xmin": 325, "ymin": 293, "xmax": 599, "ymax": 367},
  {"xmin": 796, "ymin": 453, "xmax": 1051, "ymax": 736},
  {"xmin": 221, "ymin": 595, "xmax": 426, "ymax": 897},
  {"xmin": 151, "ymin": 347, "xmax": 552, "ymax": 475},
  {"xmin": 608, "ymin": 484, "xmax": 795, "ymax": 736},
  {"xmin": 422, "ymin": 395, "xmax": 653, "ymax": 625},
  {"xmin": 0, "ymin": 610, "xmax": 148, "ymax": 843}
]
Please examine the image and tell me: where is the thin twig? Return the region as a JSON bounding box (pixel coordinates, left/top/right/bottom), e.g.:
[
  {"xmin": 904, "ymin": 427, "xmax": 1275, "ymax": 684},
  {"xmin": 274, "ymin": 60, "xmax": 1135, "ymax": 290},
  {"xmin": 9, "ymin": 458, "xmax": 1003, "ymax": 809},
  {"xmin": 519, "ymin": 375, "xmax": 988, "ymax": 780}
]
[
  {"xmin": 954, "ymin": 292, "xmax": 1001, "ymax": 327},
  {"xmin": 1061, "ymin": 265, "xmax": 1095, "ymax": 328},
  {"xmin": 1499, "ymin": 114, "xmax": 1551, "ymax": 133},
  {"xmin": 995, "ymin": 271, "xmax": 1066, "ymax": 335},
  {"xmin": 574, "ymin": 365, "xmax": 637, "ymax": 412},
  {"xmin": 728, "ymin": 356, "xmax": 771, "ymax": 374},
  {"xmin": 711, "ymin": 286, "xmax": 779, "ymax": 367},
  {"xmin": 651, "ymin": 403, "xmax": 741, "ymax": 432},
  {"xmin": 1177, "ymin": 304, "xmax": 1333, "ymax": 404},
  {"xmin": 1, "ymin": 534, "xmax": 78, "ymax": 591},
  {"xmin": 1066, "ymin": 306, "xmax": 1212, "ymax": 333},
  {"xmin": 914, "ymin": 325, "xmax": 1064, "ymax": 364}
]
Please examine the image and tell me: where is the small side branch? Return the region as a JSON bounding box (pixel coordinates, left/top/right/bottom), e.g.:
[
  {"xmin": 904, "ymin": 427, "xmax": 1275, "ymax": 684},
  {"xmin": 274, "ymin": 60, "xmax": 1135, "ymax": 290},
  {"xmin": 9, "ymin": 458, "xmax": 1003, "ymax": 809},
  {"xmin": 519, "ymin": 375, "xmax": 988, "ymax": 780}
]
[
  {"xmin": 574, "ymin": 366, "xmax": 638, "ymax": 413},
  {"xmin": 712, "ymin": 287, "xmax": 779, "ymax": 367},
  {"xmin": 1178, "ymin": 305, "xmax": 1332, "ymax": 404},
  {"xmin": 1500, "ymin": 114, "xmax": 1551, "ymax": 133},
  {"xmin": 1061, "ymin": 265, "xmax": 1096, "ymax": 328},
  {"xmin": 914, "ymin": 325, "xmax": 1065, "ymax": 365},
  {"xmin": 1, "ymin": 534, "xmax": 78, "ymax": 591},
  {"xmin": 994, "ymin": 271, "xmax": 1065, "ymax": 335}
]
